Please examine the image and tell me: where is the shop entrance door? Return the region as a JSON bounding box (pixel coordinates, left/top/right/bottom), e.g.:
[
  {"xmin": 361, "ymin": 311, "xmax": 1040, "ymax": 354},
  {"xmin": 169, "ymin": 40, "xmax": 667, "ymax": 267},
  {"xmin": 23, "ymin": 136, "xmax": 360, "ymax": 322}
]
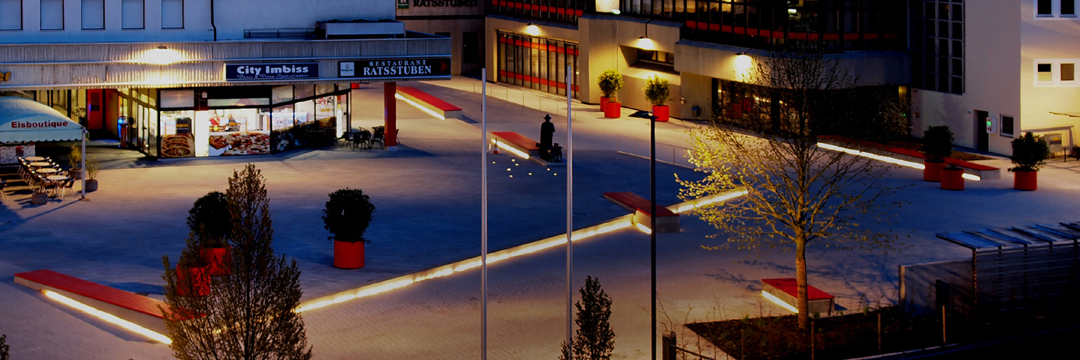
[
  {"xmin": 975, "ymin": 109, "xmax": 989, "ymax": 152},
  {"xmin": 462, "ymin": 31, "xmax": 480, "ymax": 74},
  {"xmin": 87, "ymin": 90, "xmax": 103, "ymax": 129}
]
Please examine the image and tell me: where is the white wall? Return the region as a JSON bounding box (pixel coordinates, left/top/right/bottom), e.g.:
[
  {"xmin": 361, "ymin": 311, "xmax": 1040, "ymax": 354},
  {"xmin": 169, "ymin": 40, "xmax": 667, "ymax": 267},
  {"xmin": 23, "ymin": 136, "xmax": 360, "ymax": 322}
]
[
  {"xmin": 912, "ymin": 0, "xmax": 1020, "ymax": 155},
  {"xmin": 1, "ymin": 0, "xmax": 394, "ymax": 43},
  {"xmin": 1019, "ymin": 0, "xmax": 1080, "ymax": 147}
]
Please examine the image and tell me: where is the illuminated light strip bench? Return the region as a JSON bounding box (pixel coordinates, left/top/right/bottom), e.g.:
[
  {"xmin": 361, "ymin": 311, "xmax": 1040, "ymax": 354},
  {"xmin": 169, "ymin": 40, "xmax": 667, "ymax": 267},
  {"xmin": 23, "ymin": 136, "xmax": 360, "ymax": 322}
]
[
  {"xmin": 396, "ymin": 86, "xmax": 463, "ymax": 120},
  {"xmin": 761, "ymin": 278, "xmax": 835, "ymax": 315},
  {"xmin": 603, "ymin": 192, "xmax": 680, "ymax": 234},
  {"xmin": 14, "ymin": 269, "xmax": 179, "ymax": 342},
  {"xmin": 490, "ymin": 131, "xmax": 539, "ymax": 160},
  {"xmin": 818, "ymin": 135, "xmax": 1000, "ymax": 180}
]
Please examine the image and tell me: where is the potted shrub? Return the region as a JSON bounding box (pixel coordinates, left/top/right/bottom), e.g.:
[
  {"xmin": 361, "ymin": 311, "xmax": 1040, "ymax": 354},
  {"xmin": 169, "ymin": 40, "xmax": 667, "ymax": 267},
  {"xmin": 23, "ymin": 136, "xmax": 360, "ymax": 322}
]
[
  {"xmin": 598, "ymin": 69, "xmax": 624, "ymax": 118},
  {"xmin": 643, "ymin": 74, "xmax": 671, "ymax": 122},
  {"xmin": 1009, "ymin": 132, "xmax": 1050, "ymax": 191},
  {"xmin": 921, "ymin": 125, "xmax": 953, "ymax": 182},
  {"xmin": 68, "ymin": 145, "xmax": 82, "ymax": 180},
  {"xmin": 176, "ymin": 254, "xmax": 210, "ymax": 297},
  {"xmin": 323, "ymin": 188, "xmax": 376, "ymax": 269},
  {"xmin": 30, "ymin": 187, "xmax": 49, "ymax": 205},
  {"xmin": 188, "ymin": 191, "xmax": 232, "ymax": 275},
  {"xmin": 84, "ymin": 157, "xmax": 99, "ymax": 192}
]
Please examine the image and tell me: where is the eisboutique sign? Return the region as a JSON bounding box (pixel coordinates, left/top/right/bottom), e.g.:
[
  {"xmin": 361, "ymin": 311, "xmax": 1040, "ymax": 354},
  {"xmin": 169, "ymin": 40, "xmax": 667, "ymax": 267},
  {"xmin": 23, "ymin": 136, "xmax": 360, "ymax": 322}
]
[
  {"xmin": 3, "ymin": 120, "xmax": 76, "ymax": 130},
  {"xmin": 224, "ymin": 63, "xmax": 319, "ymax": 81},
  {"xmin": 338, "ymin": 58, "xmax": 451, "ymax": 79}
]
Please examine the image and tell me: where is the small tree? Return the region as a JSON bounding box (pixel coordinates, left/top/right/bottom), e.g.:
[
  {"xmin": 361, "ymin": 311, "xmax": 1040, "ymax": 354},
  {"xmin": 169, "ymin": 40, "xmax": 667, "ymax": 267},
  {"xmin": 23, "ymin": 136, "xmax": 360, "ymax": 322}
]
[
  {"xmin": 680, "ymin": 40, "xmax": 907, "ymax": 331},
  {"xmin": 187, "ymin": 191, "xmax": 231, "ymax": 248},
  {"xmin": 921, "ymin": 126, "xmax": 954, "ymax": 162},
  {"xmin": 162, "ymin": 164, "xmax": 312, "ymax": 360},
  {"xmin": 597, "ymin": 70, "xmax": 624, "ymax": 100},
  {"xmin": 68, "ymin": 144, "xmax": 82, "ymax": 169},
  {"xmin": 560, "ymin": 276, "xmax": 615, "ymax": 360},
  {"xmin": 1010, "ymin": 132, "xmax": 1050, "ymax": 172},
  {"xmin": 322, "ymin": 188, "xmax": 376, "ymax": 243},
  {"xmin": 0, "ymin": 334, "xmax": 9, "ymax": 360},
  {"xmin": 643, "ymin": 74, "xmax": 671, "ymax": 106}
]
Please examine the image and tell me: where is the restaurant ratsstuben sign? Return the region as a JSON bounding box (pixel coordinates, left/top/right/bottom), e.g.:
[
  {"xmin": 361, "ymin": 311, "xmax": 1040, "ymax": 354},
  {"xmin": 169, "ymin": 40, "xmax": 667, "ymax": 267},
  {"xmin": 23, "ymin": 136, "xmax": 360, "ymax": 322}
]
[
  {"xmin": 224, "ymin": 63, "xmax": 319, "ymax": 81},
  {"xmin": 338, "ymin": 58, "xmax": 451, "ymax": 79}
]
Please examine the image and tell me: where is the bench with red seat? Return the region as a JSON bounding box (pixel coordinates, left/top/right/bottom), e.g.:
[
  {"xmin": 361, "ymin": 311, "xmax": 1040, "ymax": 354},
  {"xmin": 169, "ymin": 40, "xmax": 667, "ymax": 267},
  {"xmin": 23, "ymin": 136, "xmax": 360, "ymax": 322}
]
[
  {"xmin": 818, "ymin": 135, "xmax": 1000, "ymax": 179},
  {"xmin": 396, "ymin": 86, "xmax": 463, "ymax": 119},
  {"xmin": 761, "ymin": 278, "xmax": 835, "ymax": 315},
  {"xmin": 491, "ymin": 131, "xmax": 539, "ymax": 158},
  {"xmin": 15, "ymin": 269, "xmax": 183, "ymax": 335},
  {"xmin": 603, "ymin": 192, "xmax": 680, "ymax": 233}
]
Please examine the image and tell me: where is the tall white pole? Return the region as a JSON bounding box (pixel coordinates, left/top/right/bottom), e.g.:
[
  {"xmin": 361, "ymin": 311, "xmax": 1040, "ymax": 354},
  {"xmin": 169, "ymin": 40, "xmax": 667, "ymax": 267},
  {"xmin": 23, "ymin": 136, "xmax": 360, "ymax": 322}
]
[
  {"xmin": 481, "ymin": 70, "xmax": 488, "ymax": 360},
  {"xmin": 80, "ymin": 129, "xmax": 86, "ymax": 200},
  {"xmin": 565, "ymin": 65, "xmax": 574, "ymax": 351}
]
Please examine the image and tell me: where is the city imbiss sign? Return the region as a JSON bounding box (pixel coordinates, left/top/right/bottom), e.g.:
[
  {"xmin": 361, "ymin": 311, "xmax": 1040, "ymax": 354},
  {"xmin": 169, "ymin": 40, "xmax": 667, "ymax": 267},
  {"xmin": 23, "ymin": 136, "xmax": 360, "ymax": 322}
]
[
  {"xmin": 338, "ymin": 58, "xmax": 451, "ymax": 79},
  {"xmin": 224, "ymin": 63, "xmax": 319, "ymax": 81}
]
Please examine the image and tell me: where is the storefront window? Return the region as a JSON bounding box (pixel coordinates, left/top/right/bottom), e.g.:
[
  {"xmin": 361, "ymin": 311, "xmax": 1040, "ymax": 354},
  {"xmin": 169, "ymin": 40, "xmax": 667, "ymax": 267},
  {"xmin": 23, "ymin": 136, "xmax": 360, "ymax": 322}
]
[
  {"xmin": 160, "ymin": 110, "xmax": 195, "ymax": 158},
  {"xmin": 206, "ymin": 109, "xmax": 270, "ymax": 156},
  {"xmin": 271, "ymin": 104, "xmax": 296, "ymax": 152}
]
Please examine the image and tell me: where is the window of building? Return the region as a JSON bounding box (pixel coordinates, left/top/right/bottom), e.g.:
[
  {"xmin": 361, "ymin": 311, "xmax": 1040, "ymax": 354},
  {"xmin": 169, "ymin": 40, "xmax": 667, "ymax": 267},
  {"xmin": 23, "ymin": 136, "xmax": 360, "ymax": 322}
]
[
  {"xmin": 912, "ymin": 0, "xmax": 964, "ymax": 94},
  {"xmin": 0, "ymin": 0, "xmax": 22, "ymax": 30},
  {"xmin": 1000, "ymin": 115, "xmax": 1015, "ymax": 137},
  {"xmin": 1065, "ymin": 1, "xmax": 1077, "ymax": 15},
  {"xmin": 81, "ymin": 0, "xmax": 104, "ymax": 30},
  {"xmin": 161, "ymin": 0, "xmax": 184, "ymax": 29},
  {"xmin": 1038, "ymin": 0, "xmax": 1054, "ymax": 16},
  {"xmin": 496, "ymin": 30, "xmax": 579, "ymax": 97},
  {"xmin": 1038, "ymin": 63, "xmax": 1053, "ymax": 82},
  {"xmin": 40, "ymin": 0, "xmax": 63, "ymax": 30},
  {"xmin": 122, "ymin": 0, "xmax": 144, "ymax": 29},
  {"xmin": 1063, "ymin": 63, "xmax": 1075, "ymax": 81}
]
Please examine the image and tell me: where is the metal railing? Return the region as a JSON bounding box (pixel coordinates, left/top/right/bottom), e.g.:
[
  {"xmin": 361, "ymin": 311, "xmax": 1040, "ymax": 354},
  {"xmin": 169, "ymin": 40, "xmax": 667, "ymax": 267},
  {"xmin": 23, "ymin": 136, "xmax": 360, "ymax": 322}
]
[{"xmin": 616, "ymin": 135, "xmax": 695, "ymax": 169}]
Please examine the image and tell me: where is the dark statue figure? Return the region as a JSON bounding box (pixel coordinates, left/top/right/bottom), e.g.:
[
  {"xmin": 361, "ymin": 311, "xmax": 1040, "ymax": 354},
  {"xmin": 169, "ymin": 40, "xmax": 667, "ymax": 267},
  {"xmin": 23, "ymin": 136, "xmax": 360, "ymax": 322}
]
[{"xmin": 540, "ymin": 114, "xmax": 555, "ymax": 161}]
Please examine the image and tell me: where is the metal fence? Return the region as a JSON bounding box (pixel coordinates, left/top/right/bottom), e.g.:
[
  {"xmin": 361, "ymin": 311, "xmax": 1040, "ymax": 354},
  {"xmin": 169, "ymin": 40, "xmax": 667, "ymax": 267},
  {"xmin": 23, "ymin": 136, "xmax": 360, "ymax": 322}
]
[{"xmin": 616, "ymin": 135, "xmax": 695, "ymax": 169}]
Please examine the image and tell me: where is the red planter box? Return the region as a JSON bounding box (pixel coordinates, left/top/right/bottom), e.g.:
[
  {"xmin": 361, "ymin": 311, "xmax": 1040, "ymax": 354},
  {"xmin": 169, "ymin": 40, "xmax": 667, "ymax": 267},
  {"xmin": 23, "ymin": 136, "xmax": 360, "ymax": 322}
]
[
  {"xmin": 604, "ymin": 101, "xmax": 621, "ymax": 118},
  {"xmin": 923, "ymin": 160, "xmax": 945, "ymax": 182},
  {"xmin": 652, "ymin": 105, "xmax": 669, "ymax": 122},
  {"xmin": 941, "ymin": 167, "xmax": 964, "ymax": 191},
  {"xmin": 1014, "ymin": 170, "xmax": 1038, "ymax": 191},
  {"xmin": 177, "ymin": 265, "xmax": 210, "ymax": 297},
  {"xmin": 200, "ymin": 247, "xmax": 231, "ymax": 276},
  {"xmin": 600, "ymin": 97, "xmax": 609, "ymax": 112},
  {"xmin": 334, "ymin": 240, "xmax": 366, "ymax": 269}
]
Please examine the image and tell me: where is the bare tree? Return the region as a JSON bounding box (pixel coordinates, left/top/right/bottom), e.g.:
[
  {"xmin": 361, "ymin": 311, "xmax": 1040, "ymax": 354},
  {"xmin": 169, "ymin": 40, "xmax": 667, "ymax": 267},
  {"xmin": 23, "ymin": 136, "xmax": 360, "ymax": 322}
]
[
  {"xmin": 162, "ymin": 164, "xmax": 312, "ymax": 360},
  {"xmin": 681, "ymin": 41, "xmax": 908, "ymax": 330}
]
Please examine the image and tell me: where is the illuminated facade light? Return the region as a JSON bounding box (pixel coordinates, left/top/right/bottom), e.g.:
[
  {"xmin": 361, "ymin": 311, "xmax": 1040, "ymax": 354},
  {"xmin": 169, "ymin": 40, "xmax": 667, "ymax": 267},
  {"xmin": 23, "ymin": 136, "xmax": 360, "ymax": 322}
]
[
  {"xmin": 42, "ymin": 290, "xmax": 173, "ymax": 344},
  {"xmin": 762, "ymin": 290, "xmax": 799, "ymax": 313},
  {"xmin": 816, "ymin": 142, "xmax": 981, "ymax": 181},
  {"xmin": 142, "ymin": 47, "xmax": 182, "ymax": 65},
  {"xmin": 525, "ymin": 24, "xmax": 541, "ymax": 36},
  {"xmin": 395, "ymin": 93, "xmax": 446, "ymax": 120}
]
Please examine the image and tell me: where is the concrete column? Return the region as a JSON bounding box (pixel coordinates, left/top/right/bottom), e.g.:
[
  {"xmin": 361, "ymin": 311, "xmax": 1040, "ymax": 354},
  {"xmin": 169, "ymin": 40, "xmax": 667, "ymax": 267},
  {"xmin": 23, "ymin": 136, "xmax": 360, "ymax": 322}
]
[{"xmin": 384, "ymin": 82, "xmax": 397, "ymax": 150}]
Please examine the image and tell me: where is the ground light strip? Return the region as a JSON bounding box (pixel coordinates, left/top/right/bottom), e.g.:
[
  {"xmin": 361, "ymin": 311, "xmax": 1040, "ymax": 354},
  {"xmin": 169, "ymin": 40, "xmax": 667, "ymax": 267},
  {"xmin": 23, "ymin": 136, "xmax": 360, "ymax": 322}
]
[
  {"xmin": 395, "ymin": 93, "xmax": 446, "ymax": 120},
  {"xmin": 816, "ymin": 142, "xmax": 981, "ymax": 181},
  {"xmin": 761, "ymin": 290, "xmax": 799, "ymax": 313},
  {"xmin": 295, "ymin": 189, "xmax": 748, "ymax": 313},
  {"xmin": 490, "ymin": 139, "xmax": 531, "ymax": 159},
  {"xmin": 42, "ymin": 290, "xmax": 173, "ymax": 344}
]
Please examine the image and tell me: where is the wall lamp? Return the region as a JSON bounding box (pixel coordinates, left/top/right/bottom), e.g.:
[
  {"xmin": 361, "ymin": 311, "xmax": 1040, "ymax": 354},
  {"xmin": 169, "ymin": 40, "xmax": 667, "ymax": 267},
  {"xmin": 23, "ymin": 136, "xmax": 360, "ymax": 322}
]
[{"xmin": 525, "ymin": 23, "xmax": 541, "ymax": 36}]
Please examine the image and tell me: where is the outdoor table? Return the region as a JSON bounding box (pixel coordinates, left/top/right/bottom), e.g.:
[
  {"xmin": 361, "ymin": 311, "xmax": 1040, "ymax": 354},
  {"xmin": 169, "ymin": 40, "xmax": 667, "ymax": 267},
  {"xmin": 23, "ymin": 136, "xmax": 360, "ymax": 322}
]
[
  {"xmin": 46, "ymin": 175, "xmax": 69, "ymax": 181},
  {"xmin": 29, "ymin": 162, "xmax": 51, "ymax": 167},
  {"xmin": 36, "ymin": 168, "xmax": 58, "ymax": 175},
  {"xmin": 24, "ymin": 156, "xmax": 47, "ymax": 162}
]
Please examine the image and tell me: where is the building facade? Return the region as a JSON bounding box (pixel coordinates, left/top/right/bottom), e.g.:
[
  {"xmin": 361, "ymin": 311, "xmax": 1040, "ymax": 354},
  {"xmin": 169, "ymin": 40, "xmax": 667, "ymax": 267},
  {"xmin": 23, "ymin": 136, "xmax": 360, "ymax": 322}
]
[{"xmin": 0, "ymin": 0, "xmax": 451, "ymax": 158}]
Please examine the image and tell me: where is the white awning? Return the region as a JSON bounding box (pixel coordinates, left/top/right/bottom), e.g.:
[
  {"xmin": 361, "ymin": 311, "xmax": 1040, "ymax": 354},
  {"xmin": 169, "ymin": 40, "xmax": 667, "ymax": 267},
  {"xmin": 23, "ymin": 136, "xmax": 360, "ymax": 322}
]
[{"xmin": 0, "ymin": 97, "xmax": 84, "ymax": 143}]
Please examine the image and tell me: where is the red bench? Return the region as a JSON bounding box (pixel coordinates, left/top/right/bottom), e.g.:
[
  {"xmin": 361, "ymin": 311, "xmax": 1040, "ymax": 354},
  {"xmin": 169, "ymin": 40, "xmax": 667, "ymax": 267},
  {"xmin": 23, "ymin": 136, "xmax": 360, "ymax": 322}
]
[
  {"xmin": 818, "ymin": 135, "xmax": 1000, "ymax": 179},
  {"xmin": 396, "ymin": 86, "xmax": 463, "ymax": 119},
  {"xmin": 491, "ymin": 131, "xmax": 539, "ymax": 159},
  {"xmin": 603, "ymin": 192, "xmax": 680, "ymax": 233},
  {"xmin": 761, "ymin": 278, "xmax": 835, "ymax": 315},
  {"xmin": 15, "ymin": 269, "xmax": 181, "ymax": 336}
]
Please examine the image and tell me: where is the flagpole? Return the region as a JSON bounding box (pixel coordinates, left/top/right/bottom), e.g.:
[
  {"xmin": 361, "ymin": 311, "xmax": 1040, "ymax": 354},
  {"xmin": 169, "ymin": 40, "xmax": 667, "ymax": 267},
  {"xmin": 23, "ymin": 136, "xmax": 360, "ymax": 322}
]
[
  {"xmin": 481, "ymin": 69, "xmax": 488, "ymax": 360},
  {"xmin": 565, "ymin": 64, "xmax": 574, "ymax": 352}
]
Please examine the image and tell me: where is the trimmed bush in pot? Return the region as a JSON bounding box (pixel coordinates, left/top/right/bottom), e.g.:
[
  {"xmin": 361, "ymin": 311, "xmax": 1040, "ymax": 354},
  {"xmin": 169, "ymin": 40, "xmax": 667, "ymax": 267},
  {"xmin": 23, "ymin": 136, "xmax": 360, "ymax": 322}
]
[
  {"xmin": 644, "ymin": 74, "xmax": 671, "ymax": 121},
  {"xmin": 188, "ymin": 191, "xmax": 232, "ymax": 275},
  {"xmin": 323, "ymin": 188, "xmax": 376, "ymax": 269},
  {"xmin": 176, "ymin": 254, "xmax": 210, "ymax": 297},
  {"xmin": 84, "ymin": 157, "xmax": 99, "ymax": 192},
  {"xmin": 598, "ymin": 70, "xmax": 624, "ymax": 117},
  {"xmin": 921, "ymin": 125, "xmax": 953, "ymax": 182},
  {"xmin": 1009, "ymin": 132, "xmax": 1050, "ymax": 191}
]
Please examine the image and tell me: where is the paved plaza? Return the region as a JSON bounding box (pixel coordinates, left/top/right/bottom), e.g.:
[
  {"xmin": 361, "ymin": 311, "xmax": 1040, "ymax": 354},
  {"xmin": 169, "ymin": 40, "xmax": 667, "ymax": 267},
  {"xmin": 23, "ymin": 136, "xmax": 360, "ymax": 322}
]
[{"xmin": 2, "ymin": 77, "xmax": 1080, "ymax": 359}]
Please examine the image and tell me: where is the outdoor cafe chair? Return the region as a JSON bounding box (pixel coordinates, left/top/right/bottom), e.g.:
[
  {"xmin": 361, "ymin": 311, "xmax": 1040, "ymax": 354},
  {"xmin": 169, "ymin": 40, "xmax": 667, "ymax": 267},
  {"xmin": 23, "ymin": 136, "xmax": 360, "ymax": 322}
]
[
  {"xmin": 353, "ymin": 131, "xmax": 372, "ymax": 150},
  {"xmin": 371, "ymin": 128, "xmax": 385, "ymax": 150},
  {"xmin": 57, "ymin": 179, "xmax": 75, "ymax": 199}
]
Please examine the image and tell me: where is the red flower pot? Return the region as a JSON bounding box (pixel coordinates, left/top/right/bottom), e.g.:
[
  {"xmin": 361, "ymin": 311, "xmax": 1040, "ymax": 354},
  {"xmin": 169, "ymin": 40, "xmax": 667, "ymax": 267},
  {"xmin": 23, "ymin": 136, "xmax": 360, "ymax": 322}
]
[
  {"xmin": 200, "ymin": 247, "xmax": 231, "ymax": 276},
  {"xmin": 941, "ymin": 167, "xmax": 965, "ymax": 191},
  {"xmin": 923, "ymin": 160, "xmax": 945, "ymax": 182},
  {"xmin": 604, "ymin": 101, "xmax": 621, "ymax": 118},
  {"xmin": 1014, "ymin": 170, "xmax": 1038, "ymax": 191},
  {"xmin": 652, "ymin": 105, "xmax": 670, "ymax": 122},
  {"xmin": 334, "ymin": 240, "xmax": 365, "ymax": 269},
  {"xmin": 177, "ymin": 265, "xmax": 210, "ymax": 297},
  {"xmin": 600, "ymin": 97, "xmax": 610, "ymax": 112}
]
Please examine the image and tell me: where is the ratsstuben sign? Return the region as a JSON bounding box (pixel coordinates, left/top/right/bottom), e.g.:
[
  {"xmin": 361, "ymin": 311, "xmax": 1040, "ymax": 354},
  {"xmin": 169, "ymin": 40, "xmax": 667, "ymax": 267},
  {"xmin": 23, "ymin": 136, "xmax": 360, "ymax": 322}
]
[
  {"xmin": 224, "ymin": 63, "xmax": 319, "ymax": 81},
  {"xmin": 338, "ymin": 58, "xmax": 451, "ymax": 79}
]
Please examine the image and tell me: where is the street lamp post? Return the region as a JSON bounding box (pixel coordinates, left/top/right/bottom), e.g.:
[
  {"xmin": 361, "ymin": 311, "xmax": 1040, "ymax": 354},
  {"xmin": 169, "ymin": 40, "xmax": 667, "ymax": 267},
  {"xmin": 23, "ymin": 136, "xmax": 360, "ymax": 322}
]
[{"xmin": 629, "ymin": 110, "xmax": 657, "ymax": 360}]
